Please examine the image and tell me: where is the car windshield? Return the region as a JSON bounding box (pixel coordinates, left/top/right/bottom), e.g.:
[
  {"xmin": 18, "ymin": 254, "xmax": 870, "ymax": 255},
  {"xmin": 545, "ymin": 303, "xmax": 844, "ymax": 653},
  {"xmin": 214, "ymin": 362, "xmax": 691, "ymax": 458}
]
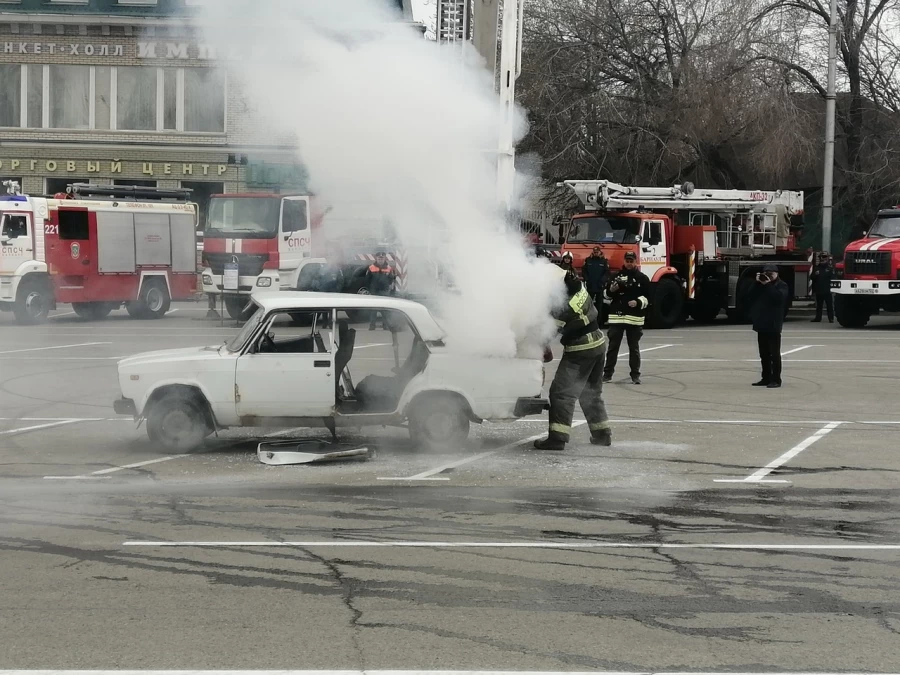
[
  {"xmin": 206, "ymin": 197, "xmax": 281, "ymax": 238},
  {"xmin": 566, "ymin": 216, "xmax": 640, "ymax": 244},
  {"xmin": 225, "ymin": 306, "xmax": 264, "ymax": 352},
  {"xmin": 867, "ymin": 215, "xmax": 900, "ymax": 238}
]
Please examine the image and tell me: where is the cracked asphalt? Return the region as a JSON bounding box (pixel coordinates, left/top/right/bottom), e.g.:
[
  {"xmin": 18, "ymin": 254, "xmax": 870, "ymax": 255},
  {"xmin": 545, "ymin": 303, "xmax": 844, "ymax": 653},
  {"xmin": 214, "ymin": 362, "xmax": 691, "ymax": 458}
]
[{"xmin": 1, "ymin": 303, "xmax": 900, "ymax": 671}]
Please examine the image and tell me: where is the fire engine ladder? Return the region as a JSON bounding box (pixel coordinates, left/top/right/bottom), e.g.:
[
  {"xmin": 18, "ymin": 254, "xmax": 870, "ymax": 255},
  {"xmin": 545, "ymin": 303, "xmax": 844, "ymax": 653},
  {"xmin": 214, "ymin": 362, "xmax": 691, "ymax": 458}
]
[
  {"xmin": 562, "ymin": 179, "xmax": 782, "ymax": 254},
  {"xmin": 65, "ymin": 183, "xmax": 194, "ymax": 201}
]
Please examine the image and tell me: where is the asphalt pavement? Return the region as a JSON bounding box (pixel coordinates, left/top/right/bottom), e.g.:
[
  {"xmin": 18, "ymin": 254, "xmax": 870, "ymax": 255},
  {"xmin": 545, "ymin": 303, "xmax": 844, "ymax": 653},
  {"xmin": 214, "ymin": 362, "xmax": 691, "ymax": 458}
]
[{"xmin": 1, "ymin": 302, "xmax": 899, "ymax": 672}]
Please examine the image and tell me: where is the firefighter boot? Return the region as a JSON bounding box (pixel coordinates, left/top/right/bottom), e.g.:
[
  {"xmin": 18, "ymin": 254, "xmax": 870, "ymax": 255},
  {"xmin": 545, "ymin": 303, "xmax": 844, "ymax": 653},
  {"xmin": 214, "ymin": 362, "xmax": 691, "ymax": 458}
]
[
  {"xmin": 533, "ymin": 433, "xmax": 567, "ymax": 451},
  {"xmin": 590, "ymin": 429, "xmax": 612, "ymax": 446}
]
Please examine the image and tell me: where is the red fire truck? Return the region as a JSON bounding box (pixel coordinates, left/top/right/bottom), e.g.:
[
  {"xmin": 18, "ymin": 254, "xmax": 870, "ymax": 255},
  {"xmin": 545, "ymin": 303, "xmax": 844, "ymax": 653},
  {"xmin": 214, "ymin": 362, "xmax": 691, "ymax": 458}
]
[
  {"xmin": 831, "ymin": 207, "xmax": 900, "ymax": 327},
  {"xmin": 0, "ymin": 182, "xmax": 198, "ymax": 324},
  {"xmin": 558, "ymin": 180, "xmax": 812, "ymax": 328},
  {"xmin": 200, "ymin": 194, "xmax": 404, "ymax": 320}
]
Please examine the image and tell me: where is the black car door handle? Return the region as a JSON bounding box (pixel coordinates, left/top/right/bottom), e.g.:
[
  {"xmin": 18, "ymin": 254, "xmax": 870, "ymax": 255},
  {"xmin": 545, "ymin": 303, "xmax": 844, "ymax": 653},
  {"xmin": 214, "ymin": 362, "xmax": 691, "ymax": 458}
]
[{"xmin": 314, "ymin": 360, "xmax": 331, "ymax": 368}]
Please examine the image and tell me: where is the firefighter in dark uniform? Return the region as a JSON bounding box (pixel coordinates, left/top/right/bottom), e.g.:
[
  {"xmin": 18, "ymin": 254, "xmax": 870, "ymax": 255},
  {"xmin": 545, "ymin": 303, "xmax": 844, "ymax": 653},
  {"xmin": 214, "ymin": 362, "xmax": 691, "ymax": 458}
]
[
  {"xmin": 365, "ymin": 251, "xmax": 397, "ymax": 330},
  {"xmin": 534, "ymin": 269, "xmax": 612, "ymax": 451},
  {"xmin": 603, "ymin": 251, "xmax": 651, "ymax": 384}
]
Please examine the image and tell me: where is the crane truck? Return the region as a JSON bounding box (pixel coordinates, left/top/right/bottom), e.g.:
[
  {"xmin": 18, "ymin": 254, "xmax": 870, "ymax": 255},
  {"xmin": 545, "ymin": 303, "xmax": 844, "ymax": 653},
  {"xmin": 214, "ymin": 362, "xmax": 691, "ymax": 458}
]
[{"xmin": 559, "ymin": 179, "xmax": 812, "ymax": 328}]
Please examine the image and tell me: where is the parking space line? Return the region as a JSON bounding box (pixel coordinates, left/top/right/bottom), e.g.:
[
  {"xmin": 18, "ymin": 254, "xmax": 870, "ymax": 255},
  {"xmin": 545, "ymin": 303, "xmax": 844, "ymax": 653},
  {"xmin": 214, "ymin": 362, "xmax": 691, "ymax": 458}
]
[
  {"xmin": 90, "ymin": 454, "xmax": 188, "ymax": 475},
  {"xmin": 123, "ymin": 540, "xmax": 900, "ymax": 551},
  {"xmin": 715, "ymin": 421, "xmax": 843, "ymax": 484},
  {"xmin": 378, "ymin": 422, "xmax": 587, "ymax": 481},
  {"xmin": 0, "ymin": 420, "xmax": 90, "ymax": 436},
  {"xmin": 0, "ymin": 341, "xmax": 112, "ymax": 355},
  {"xmin": 780, "ymin": 344, "xmax": 821, "ymax": 355}
]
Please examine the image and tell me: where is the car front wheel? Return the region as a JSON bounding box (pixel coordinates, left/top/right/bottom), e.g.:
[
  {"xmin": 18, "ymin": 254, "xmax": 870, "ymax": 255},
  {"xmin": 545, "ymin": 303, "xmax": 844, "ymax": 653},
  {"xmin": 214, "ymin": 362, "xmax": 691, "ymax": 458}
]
[{"xmin": 146, "ymin": 394, "xmax": 211, "ymax": 452}]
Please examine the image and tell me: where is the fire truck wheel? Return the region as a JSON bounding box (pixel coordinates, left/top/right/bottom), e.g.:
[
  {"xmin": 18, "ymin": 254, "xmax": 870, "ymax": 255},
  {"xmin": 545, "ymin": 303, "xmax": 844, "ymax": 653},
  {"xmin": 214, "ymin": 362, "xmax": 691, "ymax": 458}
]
[
  {"xmin": 834, "ymin": 294, "xmax": 871, "ymax": 328},
  {"xmin": 13, "ymin": 277, "xmax": 51, "ymax": 325},
  {"xmin": 647, "ymin": 278, "xmax": 684, "ymax": 329},
  {"xmin": 224, "ymin": 295, "xmax": 255, "ymax": 321},
  {"xmin": 146, "ymin": 393, "xmax": 210, "ymax": 452},
  {"xmin": 408, "ymin": 392, "xmax": 471, "ymax": 451},
  {"xmin": 72, "ymin": 302, "xmax": 113, "ymax": 321},
  {"xmin": 136, "ymin": 280, "xmax": 171, "ymax": 320}
]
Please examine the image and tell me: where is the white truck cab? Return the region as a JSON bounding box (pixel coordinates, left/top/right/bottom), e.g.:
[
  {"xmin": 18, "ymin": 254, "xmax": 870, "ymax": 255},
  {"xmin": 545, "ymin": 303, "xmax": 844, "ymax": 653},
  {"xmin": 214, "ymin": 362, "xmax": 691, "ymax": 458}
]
[{"xmin": 114, "ymin": 292, "xmax": 548, "ymax": 451}]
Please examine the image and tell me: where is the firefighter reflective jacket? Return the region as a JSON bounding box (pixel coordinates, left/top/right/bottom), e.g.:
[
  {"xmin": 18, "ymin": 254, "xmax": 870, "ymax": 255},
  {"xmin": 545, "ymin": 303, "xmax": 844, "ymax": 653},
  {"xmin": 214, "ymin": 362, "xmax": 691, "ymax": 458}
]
[
  {"xmin": 366, "ymin": 264, "xmax": 396, "ymax": 296},
  {"xmin": 554, "ymin": 283, "xmax": 606, "ymax": 353},
  {"xmin": 605, "ymin": 268, "xmax": 651, "ymax": 326}
]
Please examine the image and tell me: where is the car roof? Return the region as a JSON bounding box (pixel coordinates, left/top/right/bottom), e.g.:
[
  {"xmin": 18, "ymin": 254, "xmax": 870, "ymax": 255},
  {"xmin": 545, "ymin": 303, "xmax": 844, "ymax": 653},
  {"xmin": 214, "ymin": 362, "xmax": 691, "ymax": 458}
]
[{"xmin": 251, "ymin": 292, "xmax": 446, "ymax": 341}]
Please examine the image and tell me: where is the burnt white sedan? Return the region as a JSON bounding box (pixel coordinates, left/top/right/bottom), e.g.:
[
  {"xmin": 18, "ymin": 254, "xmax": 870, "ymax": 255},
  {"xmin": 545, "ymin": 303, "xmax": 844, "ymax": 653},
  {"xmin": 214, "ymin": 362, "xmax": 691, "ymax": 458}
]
[{"xmin": 114, "ymin": 292, "xmax": 548, "ymax": 451}]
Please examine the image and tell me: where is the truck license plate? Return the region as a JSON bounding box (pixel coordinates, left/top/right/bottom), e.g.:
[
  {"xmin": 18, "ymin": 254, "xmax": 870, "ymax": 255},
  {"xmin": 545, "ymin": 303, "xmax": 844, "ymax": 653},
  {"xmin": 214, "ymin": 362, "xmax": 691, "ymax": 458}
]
[{"xmin": 854, "ymin": 288, "xmax": 877, "ymax": 294}]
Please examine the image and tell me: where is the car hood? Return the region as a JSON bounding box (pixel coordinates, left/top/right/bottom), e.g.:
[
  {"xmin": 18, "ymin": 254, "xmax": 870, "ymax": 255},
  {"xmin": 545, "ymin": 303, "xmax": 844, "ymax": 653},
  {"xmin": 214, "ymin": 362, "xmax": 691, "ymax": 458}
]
[{"xmin": 118, "ymin": 345, "xmax": 225, "ymax": 370}]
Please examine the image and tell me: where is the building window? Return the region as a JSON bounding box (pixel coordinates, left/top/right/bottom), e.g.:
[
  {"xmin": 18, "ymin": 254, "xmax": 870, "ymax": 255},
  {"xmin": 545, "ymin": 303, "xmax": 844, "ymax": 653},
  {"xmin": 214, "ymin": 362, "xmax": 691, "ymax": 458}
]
[
  {"xmin": 116, "ymin": 66, "xmax": 157, "ymax": 131},
  {"xmin": 184, "ymin": 68, "xmax": 225, "ymax": 133},
  {"xmin": 95, "ymin": 66, "xmax": 111, "ymax": 130},
  {"xmin": 1, "ymin": 178, "xmax": 24, "ymax": 195},
  {"xmin": 27, "ymin": 65, "xmax": 43, "ymax": 129},
  {"xmin": 46, "ymin": 178, "xmax": 88, "ymax": 195},
  {"xmin": 17, "ymin": 65, "xmax": 224, "ymax": 133},
  {"xmin": 50, "ymin": 65, "xmax": 90, "ymax": 129},
  {"xmin": 0, "ymin": 65, "xmax": 20, "ymax": 127}
]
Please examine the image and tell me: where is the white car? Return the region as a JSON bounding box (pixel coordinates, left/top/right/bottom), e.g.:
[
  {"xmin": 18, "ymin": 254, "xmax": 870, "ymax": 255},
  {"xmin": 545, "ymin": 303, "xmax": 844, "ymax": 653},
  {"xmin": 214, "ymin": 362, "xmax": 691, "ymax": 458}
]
[{"xmin": 114, "ymin": 292, "xmax": 548, "ymax": 451}]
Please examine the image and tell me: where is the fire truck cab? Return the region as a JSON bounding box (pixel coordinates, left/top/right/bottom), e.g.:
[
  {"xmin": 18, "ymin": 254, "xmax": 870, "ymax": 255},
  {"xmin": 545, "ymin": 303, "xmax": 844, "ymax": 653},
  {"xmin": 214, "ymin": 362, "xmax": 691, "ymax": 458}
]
[
  {"xmin": 560, "ymin": 180, "xmax": 809, "ymax": 328},
  {"xmin": 1, "ymin": 182, "xmax": 198, "ymax": 325},
  {"xmin": 201, "ymin": 194, "xmax": 404, "ymax": 320},
  {"xmin": 831, "ymin": 208, "xmax": 900, "ymax": 327}
]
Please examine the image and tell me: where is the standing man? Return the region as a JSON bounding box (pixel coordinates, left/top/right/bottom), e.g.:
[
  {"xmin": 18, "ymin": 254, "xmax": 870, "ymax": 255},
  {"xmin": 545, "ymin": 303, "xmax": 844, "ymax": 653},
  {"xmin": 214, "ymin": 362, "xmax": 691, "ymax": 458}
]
[
  {"xmin": 534, "ymin": 269, "xmax": 611, "ymax": 451},
  {"xmin": 366, "ymin": 251, "xmax": 397, "ymax": 330},
  {"xmin": 582, "ymin": 246, "xmax": 610, "ymax": 324},
  {"xmin": 810, "ymin": 254, "xmax": 834, "ymax": 323},
  {"xmin": 749, "ymin": 264, "xmax": 790, "ymax": 388},
  {"xmin": 603, "ymin": 251, "xmax": 650, "ymax": 384}
]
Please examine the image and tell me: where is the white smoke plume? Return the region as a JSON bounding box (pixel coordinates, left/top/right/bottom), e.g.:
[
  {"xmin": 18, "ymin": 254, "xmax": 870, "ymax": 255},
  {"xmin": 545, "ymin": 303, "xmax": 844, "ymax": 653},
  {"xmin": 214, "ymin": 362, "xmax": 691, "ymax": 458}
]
[{"xmin": 195, "ymin": 0, "xmax": 563, "ymax": 356}]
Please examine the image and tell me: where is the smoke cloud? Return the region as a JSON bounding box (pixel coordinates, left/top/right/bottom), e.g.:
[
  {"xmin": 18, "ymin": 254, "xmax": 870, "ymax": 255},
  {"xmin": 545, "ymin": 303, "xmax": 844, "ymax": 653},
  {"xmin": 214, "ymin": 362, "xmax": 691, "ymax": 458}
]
[{"xmin": 195, "ymin": 0, "xmax": 562, "ymax": 356}]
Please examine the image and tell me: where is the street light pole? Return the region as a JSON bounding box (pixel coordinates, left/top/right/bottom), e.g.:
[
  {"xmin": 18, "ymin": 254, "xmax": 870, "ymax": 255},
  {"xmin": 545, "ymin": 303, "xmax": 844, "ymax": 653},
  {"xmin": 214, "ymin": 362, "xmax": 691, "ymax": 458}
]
[
  {"xmin": 496, "ymin": 0, "xmax": 522, "ymax": 212},
  {"xmin": 822, "ymin": 0, "xmax": 838, "ymax": 253}
]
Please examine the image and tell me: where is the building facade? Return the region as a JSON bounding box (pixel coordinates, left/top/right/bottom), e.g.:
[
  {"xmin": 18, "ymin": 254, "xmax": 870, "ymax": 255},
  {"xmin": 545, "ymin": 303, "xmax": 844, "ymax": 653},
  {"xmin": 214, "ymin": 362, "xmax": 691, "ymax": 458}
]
[{"xmin": 0, "ymin": 0, "xmax": 416, "ymax": 224}]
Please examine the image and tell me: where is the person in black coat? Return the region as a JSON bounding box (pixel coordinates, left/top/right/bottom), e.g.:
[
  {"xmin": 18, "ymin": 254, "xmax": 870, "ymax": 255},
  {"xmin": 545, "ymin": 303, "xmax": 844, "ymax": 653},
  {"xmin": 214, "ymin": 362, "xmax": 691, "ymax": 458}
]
[
  {"xmin": 748, "ymin": 264, "xmax": 790, "ymax": 388},
  {"xmin": 582, "ymin": 246, "xmax": 610, "ymax": 325},
  {"xmin": 810, "ymin": 254, "xmax": 834, "ymax": 323}
]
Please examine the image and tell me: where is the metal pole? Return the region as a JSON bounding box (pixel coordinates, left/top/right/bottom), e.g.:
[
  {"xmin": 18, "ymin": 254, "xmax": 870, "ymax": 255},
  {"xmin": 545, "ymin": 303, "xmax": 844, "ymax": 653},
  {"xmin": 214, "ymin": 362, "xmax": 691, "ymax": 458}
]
[
  {"xmin": 496, "ymin": 0, "xmax": 520, "ymax": 211},
  {"xmin": 822, "ymin": 0, "xmax": 838, "ymax": 254}
]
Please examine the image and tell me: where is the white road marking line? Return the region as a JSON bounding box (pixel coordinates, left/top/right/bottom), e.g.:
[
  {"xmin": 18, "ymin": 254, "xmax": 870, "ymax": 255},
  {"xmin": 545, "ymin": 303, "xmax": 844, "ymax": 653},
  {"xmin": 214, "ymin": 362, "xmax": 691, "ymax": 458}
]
[
  {"xmin": 714, "ymin": 421, "xmax": 843, "ymax": 484},
  {"xmin": 378, "ymin": 422, "xmax": 587, "ymax": 481},
  {"xmin": 168, "ymin": 308, "xmax": 179, "ymax": 314},
  {"xmin": 618, "ymin": 343, "xmax": 677, "ymax": 357},
  {"xmin": 653, "ymin": 358, "xmax": 900, "ymax": 363},
  {"xmin": 0, "ymin": 671, "xmax": 888, "ymax": 675},
  {"xmin": 0, "ymin": 420, "xmax": 88, "ymax": 436},
  {"xmin": 123, "ymin": 540, "xmax": 900, "ymax": 551},
  {"xmin": 43, "ymin": 476, "xmax": 110, "ymax": 481},
  {"xmin": 0, "ymin": 341, "xmax": 111, "ymax": 355},
  {"xmin": 89, "ymin": 454, "xmax": 188, "ymax": 475},
  {"xmin": 49, "ymin": 310, "xmax": 77, "ymax": 319},
  {"xmin": 353, "ymin": 343, "xmax": 393, "ymax": 349},
  {"xmin": 780, "ymin": 345, "xmax": 821, "ymax": 356}
]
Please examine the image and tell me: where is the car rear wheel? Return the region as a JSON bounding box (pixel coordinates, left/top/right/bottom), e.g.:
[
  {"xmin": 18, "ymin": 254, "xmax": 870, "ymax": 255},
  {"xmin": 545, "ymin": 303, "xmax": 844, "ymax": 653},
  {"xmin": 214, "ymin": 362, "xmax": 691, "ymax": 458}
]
[
  {"xmin": 146, "ymin": 394, "xmax": 210, "ymax": 452},
  {"xmin": 408, "ymin": 393, "xmax": 471, "ymax": 451}
]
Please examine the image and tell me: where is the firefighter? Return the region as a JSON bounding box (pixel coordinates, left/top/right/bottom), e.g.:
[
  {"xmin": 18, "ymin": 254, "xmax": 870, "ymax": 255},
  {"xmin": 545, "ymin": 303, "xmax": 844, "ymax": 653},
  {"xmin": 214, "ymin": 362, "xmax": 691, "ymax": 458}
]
[
  {"xmin": 534, "ymin": 269, "xmax": 611, "ymax": 451},
  {"xmin": 366, "ymin": 251, "xmax": 397, "ymax": 330},
  {"xmin": 810, "ymin": 253, "xmax": 834, "ymax": 323},
  {"xmin": 560, "ymin": 251, "xmax": 575, "ymax": 273},
  {"xmin": 582, "ymin": 246, "xmax": 610, "ymax": 324},
  {"xmin": 603, "ymin": 251, "xmax": 650, "ymax": 385}
]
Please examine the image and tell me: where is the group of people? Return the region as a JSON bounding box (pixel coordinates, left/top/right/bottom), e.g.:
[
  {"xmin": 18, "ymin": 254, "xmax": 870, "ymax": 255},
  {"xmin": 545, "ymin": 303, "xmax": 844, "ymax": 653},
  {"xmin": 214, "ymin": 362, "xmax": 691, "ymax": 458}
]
[
  {"xmin": 312, "ymin": 251, "xmax": 398, "ymax": 330},
  {"xmin": 535, "ymin": 249, "xmax": 835, "ymax": 450}
]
